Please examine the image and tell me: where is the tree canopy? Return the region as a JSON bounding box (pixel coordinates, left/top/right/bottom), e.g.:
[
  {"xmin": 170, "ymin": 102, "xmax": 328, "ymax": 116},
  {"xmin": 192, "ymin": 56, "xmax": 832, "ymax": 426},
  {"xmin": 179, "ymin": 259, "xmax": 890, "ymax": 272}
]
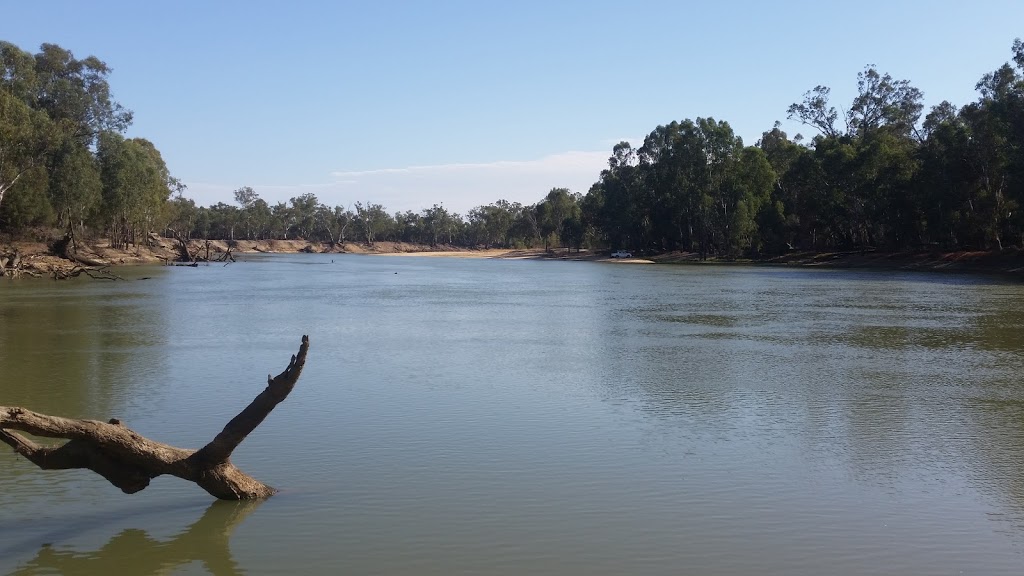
[{"xmin": 3, "ymin": 38, "xmax": 1023, "ymax": 257}]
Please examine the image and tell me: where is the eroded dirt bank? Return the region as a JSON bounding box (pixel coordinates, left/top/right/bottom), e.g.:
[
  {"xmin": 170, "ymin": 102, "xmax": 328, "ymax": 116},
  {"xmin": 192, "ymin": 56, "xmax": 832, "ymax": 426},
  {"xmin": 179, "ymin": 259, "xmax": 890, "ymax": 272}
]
[{"xmin": 2, "ymin": 236, "xmax": 1022, "ymax": 278}]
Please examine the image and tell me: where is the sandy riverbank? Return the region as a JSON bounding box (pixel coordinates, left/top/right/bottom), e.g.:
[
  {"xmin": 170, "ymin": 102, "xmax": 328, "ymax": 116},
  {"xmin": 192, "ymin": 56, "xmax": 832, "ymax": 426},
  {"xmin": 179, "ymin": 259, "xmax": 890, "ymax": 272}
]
[
  {"xmin": 0, "ymin": 237, "xmax": 563, "ymax": 277},
  {"xmin": 3, "ymin": 235, "xmax": 1022, "ymax": 278}
]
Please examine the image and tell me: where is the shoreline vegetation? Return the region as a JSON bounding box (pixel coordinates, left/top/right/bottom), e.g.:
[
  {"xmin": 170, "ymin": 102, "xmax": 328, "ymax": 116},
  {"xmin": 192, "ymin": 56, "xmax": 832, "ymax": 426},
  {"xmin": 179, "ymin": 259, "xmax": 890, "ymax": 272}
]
[
  {"xmin": 2, "ymin": 39, "xmax": 1023, "ymax": 278},
  {"xmin": 3, "ymin": 236, "xmax": 1022, "ymax": 278}
]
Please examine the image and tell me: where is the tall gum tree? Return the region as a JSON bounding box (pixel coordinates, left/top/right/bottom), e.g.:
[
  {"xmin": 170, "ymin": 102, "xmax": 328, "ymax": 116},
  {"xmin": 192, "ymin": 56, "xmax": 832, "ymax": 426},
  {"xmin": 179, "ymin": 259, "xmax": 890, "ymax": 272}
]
[{"xmin": 0, "ymin": 90, "xmax": 54, "ymax": 218}]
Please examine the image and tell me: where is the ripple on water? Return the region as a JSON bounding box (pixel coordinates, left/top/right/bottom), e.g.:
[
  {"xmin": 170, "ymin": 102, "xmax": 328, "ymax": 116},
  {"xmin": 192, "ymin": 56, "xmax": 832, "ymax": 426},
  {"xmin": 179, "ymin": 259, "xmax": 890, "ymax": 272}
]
[{"xmin": 2, "ymin": 260, "xmax": 1024, "ymax": 575}]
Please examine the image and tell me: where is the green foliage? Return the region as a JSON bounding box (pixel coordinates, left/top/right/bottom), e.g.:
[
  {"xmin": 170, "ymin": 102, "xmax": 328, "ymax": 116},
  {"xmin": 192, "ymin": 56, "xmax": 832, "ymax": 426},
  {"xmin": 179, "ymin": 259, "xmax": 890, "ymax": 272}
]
[
  {"xmin": 0, "ymin": 88, "xmax": 56, "ymax": 222},
  {"xmin": 0, "ymin": 166, "xmax": 52, "ymax": 229},
  {"xmin": 354, "ymin": 201, "xmax": 390, "ymax": 245},
  {"xmin": 4, "ymin": 37, "xmax": 1024, "ymax": 257},
  {"xmin": 98, "ymin": 133, "xmax": 174, "ymax": 248},
  {"xmin": 49, "ymin": 139, "xmax": 101, "ymax": 232},
  {"xmin": 0, "ymin": 40, "xmax": 161, "ymax": 244},
  {"xmin": 32, "ymin": 43, "xmax": 132, "ymax": 146}
]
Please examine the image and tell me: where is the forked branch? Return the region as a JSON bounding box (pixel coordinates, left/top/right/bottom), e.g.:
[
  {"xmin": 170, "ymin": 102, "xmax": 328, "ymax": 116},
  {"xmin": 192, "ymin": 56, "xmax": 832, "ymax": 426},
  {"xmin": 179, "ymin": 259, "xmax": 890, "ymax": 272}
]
[{"xmin": 0, "ymin": 335, "xmax": 310, "ymax": 500}]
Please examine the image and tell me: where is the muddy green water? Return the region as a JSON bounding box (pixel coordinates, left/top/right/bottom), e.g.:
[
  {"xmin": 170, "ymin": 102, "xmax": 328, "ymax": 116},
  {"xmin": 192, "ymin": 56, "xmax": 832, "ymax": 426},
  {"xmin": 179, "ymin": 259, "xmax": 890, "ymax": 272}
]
[{"xmin": 1, "ymin": 255, "xmax": 1023, "ymax": 575}]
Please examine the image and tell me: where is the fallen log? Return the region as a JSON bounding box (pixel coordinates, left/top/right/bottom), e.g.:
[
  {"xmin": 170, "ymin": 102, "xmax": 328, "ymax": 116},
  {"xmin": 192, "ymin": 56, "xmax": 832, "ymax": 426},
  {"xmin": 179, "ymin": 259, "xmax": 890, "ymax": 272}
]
[
  {"xmin": 51, "ymin": 265, "xmax": 125, "ymax": 281},
  {"xmin": 1, "ymin": 335, "xmax": 309, "ymax": 500},
  {"xmin": 53, "ymin": 232, "xmax": 110, "ymax": 267}
]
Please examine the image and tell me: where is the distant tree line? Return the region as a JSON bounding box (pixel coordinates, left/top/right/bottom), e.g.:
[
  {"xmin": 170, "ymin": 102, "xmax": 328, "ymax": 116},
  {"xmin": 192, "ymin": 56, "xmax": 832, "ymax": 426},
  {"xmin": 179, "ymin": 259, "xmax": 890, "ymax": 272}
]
[
  {"xmin": 163, "ymin": 189, "xmax": 577, "ymax": 250},
  {"xmin": 2, "ymin": 39, "xmax": 1023, "ymax": 256}
]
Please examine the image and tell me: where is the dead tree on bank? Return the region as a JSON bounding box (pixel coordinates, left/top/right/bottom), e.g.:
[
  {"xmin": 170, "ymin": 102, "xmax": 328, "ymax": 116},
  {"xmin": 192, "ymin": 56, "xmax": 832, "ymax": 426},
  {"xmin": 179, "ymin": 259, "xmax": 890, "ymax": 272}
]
[
  {"xmin": 163, "ymin": 230, "xmax": 235, "ymax": 265},
  {"xmin": 0, "ymin": 335, "xmax": 310, "ymax": 500},
  {"xmin": 167, "ymin": 228, "xmax": 200, "ymax": 264}
]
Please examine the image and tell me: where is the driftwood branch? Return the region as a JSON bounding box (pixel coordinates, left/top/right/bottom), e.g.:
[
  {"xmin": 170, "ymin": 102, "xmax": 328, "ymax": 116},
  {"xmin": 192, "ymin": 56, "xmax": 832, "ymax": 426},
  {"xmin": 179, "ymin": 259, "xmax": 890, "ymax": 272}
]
[
  {"xmin": 1, "ymin": 250, "xmax": 40, "ymax": 278},
  {"xmin": 1, "ymin": 335, "xmax": 310, "ymax": 500},
  {"xmin": 50, "ymin": 265, "xmax": 125, "ymax": 281},
  {"xmin": 195, "ymin": 337, "xmax": 308, "ymax": 464}
]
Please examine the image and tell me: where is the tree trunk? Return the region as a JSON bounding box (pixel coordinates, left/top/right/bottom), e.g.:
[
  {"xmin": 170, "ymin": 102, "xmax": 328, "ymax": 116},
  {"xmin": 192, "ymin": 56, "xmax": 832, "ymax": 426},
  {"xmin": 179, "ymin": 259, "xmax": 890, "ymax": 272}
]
[
  {"xmin": 167, "ymin": 228, "xmax": 198, "ymax": 263},
  {"xmin": 1, "ymin": 335, "xmax": 310, "ymax": 500}
]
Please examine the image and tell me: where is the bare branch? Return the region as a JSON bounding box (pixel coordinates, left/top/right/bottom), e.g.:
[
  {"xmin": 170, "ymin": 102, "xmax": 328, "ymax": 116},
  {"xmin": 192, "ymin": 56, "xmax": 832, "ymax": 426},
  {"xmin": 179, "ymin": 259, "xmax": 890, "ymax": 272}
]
[
  {"xmin": 0, "ymin": 335, "xmax": 310, "ymax": 500},
  {"xmin": 195, "ymin": 335, "xmax": 310, "ymax": 464}
]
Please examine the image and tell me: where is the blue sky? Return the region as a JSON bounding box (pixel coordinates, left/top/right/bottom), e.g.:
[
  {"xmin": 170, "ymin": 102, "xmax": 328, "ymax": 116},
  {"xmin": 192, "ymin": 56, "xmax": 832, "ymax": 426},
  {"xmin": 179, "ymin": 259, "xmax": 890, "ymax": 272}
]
[{"xmin": 5, "ymin": 0, "xmax": 1023, "ymax": 214}]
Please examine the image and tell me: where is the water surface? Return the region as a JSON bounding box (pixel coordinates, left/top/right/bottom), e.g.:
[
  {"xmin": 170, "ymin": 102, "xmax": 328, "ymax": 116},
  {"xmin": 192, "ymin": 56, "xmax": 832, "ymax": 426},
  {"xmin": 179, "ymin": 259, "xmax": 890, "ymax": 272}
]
[{"xmin": 2, "ymin": 256, "xmax": 1023, "ymax": 575}]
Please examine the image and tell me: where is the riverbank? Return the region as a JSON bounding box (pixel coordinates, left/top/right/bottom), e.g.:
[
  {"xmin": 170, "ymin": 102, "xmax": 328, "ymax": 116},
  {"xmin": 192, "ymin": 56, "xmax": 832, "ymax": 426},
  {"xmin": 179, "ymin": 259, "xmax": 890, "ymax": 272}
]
[
  {"xmin": 0, "ymin": 237, "xmax": 487, "ymax": 277},
  {"xmin": 2, "ymin": 236, "xmax": 1023, "ymax": 278},
  {"xmin": 644, "ymin": 248, "xmax": 1024, "ymax": 276}
]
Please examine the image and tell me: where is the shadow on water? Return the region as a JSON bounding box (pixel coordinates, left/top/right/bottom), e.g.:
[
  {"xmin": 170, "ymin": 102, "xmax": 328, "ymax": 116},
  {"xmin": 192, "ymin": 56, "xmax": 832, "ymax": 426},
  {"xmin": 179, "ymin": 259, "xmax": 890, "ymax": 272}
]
[{"xmin": 6, "ymin": 499, "xmax": 262, "ymax": 576}]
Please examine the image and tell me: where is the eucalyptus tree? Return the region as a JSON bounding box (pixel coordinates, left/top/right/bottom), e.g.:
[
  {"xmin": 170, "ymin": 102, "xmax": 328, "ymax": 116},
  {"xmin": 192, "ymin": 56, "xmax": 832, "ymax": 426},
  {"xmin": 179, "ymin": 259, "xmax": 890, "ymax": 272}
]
[
  {"xmin": 536, "ymin": 187, "xmax": 579, "ymax": 250},
  {"xmin": 270, "ymin": 202, "xmax": 293, "ymax": 239},
  {"xmin": 422, "ymin": 203, "xmax": 455, "ymax": 246},
  {"xmin": 560, "ymin": 213, "xmax": 585, "ymax": 252},
  {"xmin": 0, "ymin": 46, "xmax": 48, "ymax": 228},
  {"xmin": 784, "ymin": 66, "xmax": 927, "ymax": 250},
  {"xmin": 639, "ymin": 122, "xmax": 694, "ymax": 251},
  {"xmin": 208, "ymin": 203, "xmax": 240, "ymax": 241},
  {"xmin": 48, "ymin": 138, "xmax": 101, "ymax": 240},
  {"xmin": 849, "ymin": 67, "xmax": 924, "ymax": 139},
  {"xmin": 693, "ymin": 118, "xmax": 745, "ymax": 257},
  {"xmin": 165, "ymin": 194, "xmax": 199, "ymax": 239},
  {"xmin": 0, "ymin": 88, "xmax": 54, "ymax": 218},
  {"xmin": 313, "ymin": 203, "xmax": 341, "ymax": 244},
  {"xmin": 590, "ymin": 142, "xmax": 641, "ymax": 250},
  {"xmin": 31, "ymin": 43, "xmax": 132, "ymax": 147},
  {"xmin": 333, "ymin": 205, "xmax": 355, "ymax": 244},
  {"xmin": 508, "ymin": 201, "xmax": 540, "ymax": 247},
  {"xmin": 465, "ymin": 206, "xmax": 488, "ymax": 246},
  {"xmin": 965, "ymin": 42, "xmax": 1024, "ymax": 248},
  {"xmin": 787, "ymin": 86, "xmax": 842, "ymax": 138},
  {"xmin": 288, "ymin": 193, "xmax": 319, "ymax": 239},
  {"xmin": 97, "ymin": 133, "xmax": 173, "ymax": 249},
  {"xmin": 0, "ymin": 41, "xmax": 38, "ymax": 102},
  {"xmin": 354, "ymin": 201, "xmax": 390, "ymax": 245},
  {"xmin": 916, "ymin": 102, "xmax": 968, "ymax": 246},
  {"xmin": 233, "ymin": 186, "xmax": 260, "ymax": 239},
  {"xmin": 247, "ymin": 198, "xmax": 272, "ymax": 239},
  {"xmin": 1, "ymin": 40, "xmax": 139, "ymax": 237},
  {"xmin": 132, "ymin": 138, "xmax": 176, "ymax": 244},
  {"xmin": 756, "ymin": 123, "xmax": 806, "ymax": 251},
  {"xmin": 394, "ymin": 210, "xmax": 422, "ymax": 243},
  {"xmin": 465, "ymin": 200, "xmax": 515, "ymax": 248}
]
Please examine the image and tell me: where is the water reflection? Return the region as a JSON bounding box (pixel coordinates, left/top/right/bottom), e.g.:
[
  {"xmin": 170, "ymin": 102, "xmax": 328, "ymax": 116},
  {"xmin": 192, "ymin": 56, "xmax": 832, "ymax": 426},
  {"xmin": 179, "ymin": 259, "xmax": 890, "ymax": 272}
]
[
  {"xmin": 10, "ymin": 500, "xmax": 260, "ymax": 576},
  {"xmin": 0, "ymin": 274, "xmax": 168, "ymax": 417},
  {"xmin": 0, "ymin": 275, "xmax": 169, "ymax": 510}
]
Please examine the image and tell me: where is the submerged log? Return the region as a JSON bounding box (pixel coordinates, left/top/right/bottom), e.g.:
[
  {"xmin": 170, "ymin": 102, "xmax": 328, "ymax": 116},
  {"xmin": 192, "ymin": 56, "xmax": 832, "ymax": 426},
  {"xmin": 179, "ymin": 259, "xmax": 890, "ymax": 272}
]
[{"xmin": 0, "ymin": 335, "xmax": 309, "ymax": 500}]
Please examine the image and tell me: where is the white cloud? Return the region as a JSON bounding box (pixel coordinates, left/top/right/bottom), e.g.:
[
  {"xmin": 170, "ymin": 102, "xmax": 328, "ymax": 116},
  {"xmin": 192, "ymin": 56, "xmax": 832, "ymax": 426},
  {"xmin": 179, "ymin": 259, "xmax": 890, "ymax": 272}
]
[{"xmin": 183, "ymin": 150, "xmax": 609, "ymax": 215}]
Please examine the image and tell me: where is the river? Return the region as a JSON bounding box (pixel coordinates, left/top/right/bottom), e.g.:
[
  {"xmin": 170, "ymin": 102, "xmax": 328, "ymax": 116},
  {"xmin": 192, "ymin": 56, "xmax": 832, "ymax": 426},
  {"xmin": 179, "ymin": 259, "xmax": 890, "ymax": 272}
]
[{"xmin": 1, "ymin": 255, "xmax": 1023, "ymax": 575}]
